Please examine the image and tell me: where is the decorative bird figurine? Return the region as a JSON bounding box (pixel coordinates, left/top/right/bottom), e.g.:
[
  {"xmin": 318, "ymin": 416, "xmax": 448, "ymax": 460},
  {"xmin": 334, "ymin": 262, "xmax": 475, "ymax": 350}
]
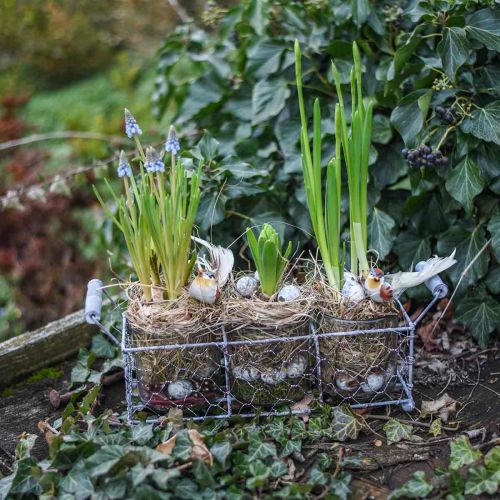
[
  {"xmin": 188, "ymin": 237, "xmax": 234, "ymax": 304},
  {"xmin": 364, "ymin": 251, "xmax": 457, "ymax": 303}
]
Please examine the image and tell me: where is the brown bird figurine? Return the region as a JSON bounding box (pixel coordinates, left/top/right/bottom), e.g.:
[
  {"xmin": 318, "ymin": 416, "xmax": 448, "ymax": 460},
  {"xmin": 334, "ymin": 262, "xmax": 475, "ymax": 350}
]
[{"xmin": 188, "ymin": 237, "xmax": 234, "ymax": 304}]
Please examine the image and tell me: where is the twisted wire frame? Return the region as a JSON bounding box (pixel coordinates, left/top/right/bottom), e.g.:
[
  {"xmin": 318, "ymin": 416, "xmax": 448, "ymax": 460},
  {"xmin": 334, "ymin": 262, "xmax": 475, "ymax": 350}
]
[{"xmin": 116, "ymin": 296, "xmax": 440, "ymax": 424}]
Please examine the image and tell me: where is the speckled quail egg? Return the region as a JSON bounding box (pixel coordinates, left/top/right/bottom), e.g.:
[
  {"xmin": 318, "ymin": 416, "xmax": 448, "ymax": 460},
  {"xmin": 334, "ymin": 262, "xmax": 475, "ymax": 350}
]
[
  {"xmin": 232, "ymin": 365, "xmax": 260, "ymax": 382},
  {"xmin": 167, "ymin": 379, "xmax": 194, "ymax": 400},
  {"xmin": 360, "ymin": 369, "xmax": 385, "ymax": 393},
  {"xmin": 341, "ymin": 272, "xmax": 365, "ymax": 303},
  {"xmin": 278, "ymin": 284, "xmax": 301, "ymax": 302},
  {"xmin": 335, "ymin": 371, "xmax": 358, "ymax": 392},
  {"xmin": 261, "ymin": 368, "xmax": 286, "ymax": 386},
  {"xmin": 286, "ymin": 355, "xmax": 307, "ymax": 379},
  {"xmin": 236, "ymin": 276, "xmax": 259, "ymax": 298}
]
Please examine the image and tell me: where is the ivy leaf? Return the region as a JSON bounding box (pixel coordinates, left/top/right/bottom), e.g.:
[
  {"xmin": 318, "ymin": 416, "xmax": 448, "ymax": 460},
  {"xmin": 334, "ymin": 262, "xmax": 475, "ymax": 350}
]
[
  {"xmin": 247, "ymin": 0, "xmax": 269, "ymax": 36},
  {"xmin": 438, "ymin": 27, "xmax": 469, "ymax": 80},
  {"xmin": 461, "ymin": 101, "xmax": 500, "ymax": 146},
  {"xmin": 60, "ymin": 464, "xmax": 94, "ymax": 497},
  {"xmin": 91, "ymin": 334, "xmax": 116, "ymax": 359},
  {"xmin": 445, "ymin": 156, "xmax": 484, "ymax": 214},
  {"xmin": 247, "ymin": 39, "xmax": 284, "ymax": 79},
  {"xmin": 281, "ymin": 440, "xmax": 301, "ymax": 457},
  {"xmin": 449, "ymin": 436, "xmax": 482, "ymax": 470},
  {"xmin": 247, "ymin": 440, "xmax": 277, "ymax": 461},
  {"xmin": 178, "ymin": 73, "xmax": 224, "ymax": 123},
  {"xmin": 372, "ymin": 114, "xmax": 393, "ymax": 144},
  {"xmin": 331, "ymin": 405, "xmax": 363, "ymax": 442},
  {"xmin": 486, "ymin": 266, "xmax": 500, "ymax": 294},
  {"xmin": 219, "ymin": 156, "xmax": 267, "ymax": 179},
  {"xmin": 429, "ymin": 418, "xmax": 442, "ymax": 437},
  {"xmin": 437, "ymin": 225, "xmax": 489, "ymax": 287},
  {"xmin": 368, "ymin": 208, "xmax": 396, "ymax": 259},
  {"xmin": 488, "ymin": 214, "xmax": 500, "ymax": 260},
  {"xmin": 393, "ymin": 230, "xmax": 431, "ymax": 270},
  {"xmin": 455, "ymin": 294, "xmax": 500, "ymax": 348},
  {"xmin": 485, "ymin": 446, "xmax": 500, "ymax": 471},
  {"xmin": 210, "ymin": 441, "xmax": 232, "ymax": 466},
  {"xmin": 391, "ymin": 90, "xmax": 432, "ymax": 147},
  {"xmin": 465, "ymin": 465, "xmax": 499, "ymax": 495},
  {"xmin": 388, "ymin": 471, "xmax": 433, "ymax": 499},
  {"xmin": 246, "ymin": 460, "xmax": 271, "ymax": 489},
  {"xmin": 387, "ymin": 27, "xmax": 422, "ymax": 82},
  {"xmin": 252, "ymin": 79, "xmax": 290, "ymax": 125},
  {"xmin": 85, "ymin": 445, "xmax": 125, "ymax": 477},
  {"xmin": 130, "ymin": 423, "xmax": 154, "ymax": 446},
  {"xmin": 383, "ymin": 418, "xmax": 414, "ymax": 445},
  {"xmin": 352, "ymin": 0, "xmax": 370, "ymax": 27},
  {"xmin": 197, "ymin": 192, "xmax": 226, "ymax": 231},
  {"xmin": 467, "ymin": 8, "xmax": 500, "ymax": 52},
  {"xmin": 330, "ymin": 472, "xmax": 352, "ymax": 500}
]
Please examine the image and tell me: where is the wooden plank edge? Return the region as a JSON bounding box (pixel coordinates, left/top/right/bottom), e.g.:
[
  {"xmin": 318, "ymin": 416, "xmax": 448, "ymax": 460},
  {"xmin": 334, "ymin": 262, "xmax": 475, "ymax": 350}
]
[{"xmin": 0, "ymin": 309, "xmax": 97, "ymax": 387}]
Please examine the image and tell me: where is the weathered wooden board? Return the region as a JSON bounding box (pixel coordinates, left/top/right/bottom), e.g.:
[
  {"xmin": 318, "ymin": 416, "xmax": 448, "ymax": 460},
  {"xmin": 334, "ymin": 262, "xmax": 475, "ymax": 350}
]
[{"xmin": 0, "ymin": 310, "xmax": 96, "ymax": 387}]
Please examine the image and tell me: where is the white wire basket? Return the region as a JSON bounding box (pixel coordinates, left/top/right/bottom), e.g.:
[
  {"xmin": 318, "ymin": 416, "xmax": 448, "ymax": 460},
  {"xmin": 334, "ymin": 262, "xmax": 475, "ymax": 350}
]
[{"xmin": 84, "ymin": 271, "xmax": 448, "ymax": 424}]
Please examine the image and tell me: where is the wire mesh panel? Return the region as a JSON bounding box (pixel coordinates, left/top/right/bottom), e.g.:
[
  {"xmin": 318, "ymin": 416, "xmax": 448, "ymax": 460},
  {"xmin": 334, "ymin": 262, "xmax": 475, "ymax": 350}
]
[
  {"xmin": 121, "ymin": 306, "xmax": 416, "ymax": 423},
  {"xmin": 226, "ymin": 320, "xmax": 314, "ymax": 412}
]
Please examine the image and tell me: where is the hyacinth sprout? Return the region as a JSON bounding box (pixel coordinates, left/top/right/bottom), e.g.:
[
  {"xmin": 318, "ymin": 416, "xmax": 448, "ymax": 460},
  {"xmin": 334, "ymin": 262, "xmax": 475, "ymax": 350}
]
[
  {"xmin": 94, "ymin": 109, "xmax": 201, "ymax": 301},
  {"xmin": 246, "ymin": 224, "xmax": 292, "ymax": 297}
]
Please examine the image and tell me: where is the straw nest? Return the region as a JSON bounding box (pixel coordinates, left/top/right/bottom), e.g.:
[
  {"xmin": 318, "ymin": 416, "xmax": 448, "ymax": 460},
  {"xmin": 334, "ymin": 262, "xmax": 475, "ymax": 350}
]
[
  {"xmin": 222, "ymin": 269, "xmax": 317, "ymax": 373},
  {"xmin": 125, "ymin": 284, "xmax": 228, "ymax": 387},
  {"xmin": 313, "ymin": 274, "xmax": 400, "ymax": 392}
]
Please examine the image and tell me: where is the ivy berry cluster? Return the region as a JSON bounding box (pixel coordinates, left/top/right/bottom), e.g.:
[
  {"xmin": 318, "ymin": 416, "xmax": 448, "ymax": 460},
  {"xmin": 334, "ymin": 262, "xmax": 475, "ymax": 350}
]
[
  {"xmin": 435, "ymin": 106, "xmax": 458, "ymax": 125},
  {"xmin": 402, "ymin": 145, "xmax": 449, "ymax": 169}
]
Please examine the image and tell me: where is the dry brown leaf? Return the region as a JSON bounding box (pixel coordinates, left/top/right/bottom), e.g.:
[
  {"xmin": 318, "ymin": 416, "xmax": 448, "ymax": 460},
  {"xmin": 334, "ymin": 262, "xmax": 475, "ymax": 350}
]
[
  {"xmin": 417, "ymin": 320, "xmax": 438, "ymax": 352},
  {"xmin": 421, "ymin": 393, "xmax": 458, "ymax": 423},
  {"xmin": 291, "ymin": 394, "xmax": 313, "ymax": 422},
  {"xmin": 188, "ymin": 429, "xmax": 213, "ymax": 465},
  {"xmin": 37, "ymin": 420, "xmax": 56, "ymax": 446},
  {"xmin": 156, "ymin": 435, "xmax": 177, "ymax": 456},
  {"xmin": 285, "ymin": 457, "xmax": 296, "ymax": 480}
]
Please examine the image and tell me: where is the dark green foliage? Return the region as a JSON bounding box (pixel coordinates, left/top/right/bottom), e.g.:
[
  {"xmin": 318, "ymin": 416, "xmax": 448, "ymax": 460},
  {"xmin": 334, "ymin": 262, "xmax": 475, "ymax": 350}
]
[{"xmin": 155, "ymin": 0, "xmax": 500, "ymax": 343}]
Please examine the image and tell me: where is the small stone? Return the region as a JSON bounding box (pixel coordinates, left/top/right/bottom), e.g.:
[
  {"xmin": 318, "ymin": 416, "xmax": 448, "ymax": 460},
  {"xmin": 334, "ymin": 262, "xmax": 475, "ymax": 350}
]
[
  {"xmin": 360, "ymin": 370, "xmax": 385, "ymax": 393},
  {"xmin": 236, "ymin": 276, "xmax": 258, "ymax": 298},
  {"xmin": 167, "ymin": 379, "xmax": 193, "ymax": 400},
  {"xmin": 278, "ymin": 284, "xmax": 301, "ymax": 302}
]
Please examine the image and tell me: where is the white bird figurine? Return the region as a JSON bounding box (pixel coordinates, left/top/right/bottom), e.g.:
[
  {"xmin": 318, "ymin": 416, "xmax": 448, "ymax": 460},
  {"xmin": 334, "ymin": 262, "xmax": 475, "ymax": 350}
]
[
  {"xmin": 364, "ymin": 251, "xmax": 457, "ymax": 303},
  {"xmin": 188, "ymin": 237, "xmax": 234, "ymax": 304}
]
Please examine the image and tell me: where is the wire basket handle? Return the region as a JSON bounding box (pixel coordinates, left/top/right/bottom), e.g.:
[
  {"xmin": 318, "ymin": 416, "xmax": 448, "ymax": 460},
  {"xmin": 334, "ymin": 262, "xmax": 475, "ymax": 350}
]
[
  {"xmin": 85, "ymin": 279, "xmax": 120, "ymax": 345},
  {"xmin": 415, "ymin": 261, "xmax": 448, "ymax": 299}
]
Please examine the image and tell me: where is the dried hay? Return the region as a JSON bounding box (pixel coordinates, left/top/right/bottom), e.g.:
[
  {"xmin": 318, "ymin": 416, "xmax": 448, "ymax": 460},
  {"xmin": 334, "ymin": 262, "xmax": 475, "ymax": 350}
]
[
  {"xmin": 125, "ymin": 284, "xmax": 227, "ymax": 387},
  {"xmin": 313, "ymin": 273, "xmax": 401, "ymax": 398}
]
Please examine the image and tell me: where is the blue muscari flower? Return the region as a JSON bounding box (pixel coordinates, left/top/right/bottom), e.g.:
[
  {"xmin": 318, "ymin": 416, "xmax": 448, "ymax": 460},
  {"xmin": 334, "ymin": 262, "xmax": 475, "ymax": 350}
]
[
  {"xmin": 145, "ymin": 146, "xmax": 165, "ymax": 173},
  {"xmin": 164, "ymin": 125, "xmax": 180, "ymax": 154},
  {"xmin": 117, "ymin": 150, "xmax": 132, "ymax": 178},
  {"xmin": 124, "ymin": 108, "xmax": 142, "ymax": 138}
]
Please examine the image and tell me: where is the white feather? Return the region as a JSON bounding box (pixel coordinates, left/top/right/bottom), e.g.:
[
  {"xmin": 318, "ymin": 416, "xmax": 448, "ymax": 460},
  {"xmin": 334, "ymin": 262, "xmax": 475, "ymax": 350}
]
[
  {"xmin": 385, "ymin": 250, "xmax": 456, "ymax": 297},
  {"xmin": 192, "ymin": 236, "xmax": 234, "ymax": 288}
]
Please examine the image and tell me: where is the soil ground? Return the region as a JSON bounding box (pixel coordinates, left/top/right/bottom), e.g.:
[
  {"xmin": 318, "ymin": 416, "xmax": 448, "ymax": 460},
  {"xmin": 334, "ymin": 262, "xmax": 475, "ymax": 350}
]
[{"xmin": 1, "ymin": 346, "xmax": 499, "ymax": 497}]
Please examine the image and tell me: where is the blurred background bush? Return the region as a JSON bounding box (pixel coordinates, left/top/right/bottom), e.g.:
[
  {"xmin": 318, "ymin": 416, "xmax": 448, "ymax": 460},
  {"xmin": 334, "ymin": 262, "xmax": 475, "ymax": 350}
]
[{"xmin": 0, "ymin": 0, "xmax": 498, "ymax": 345}]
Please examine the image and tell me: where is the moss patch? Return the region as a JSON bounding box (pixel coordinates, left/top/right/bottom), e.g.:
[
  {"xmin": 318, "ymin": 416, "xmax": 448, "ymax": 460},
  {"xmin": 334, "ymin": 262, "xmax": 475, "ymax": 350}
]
[{"xmin": 25, "ymin": 368, "xmax": 64, "ymax": 384}]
